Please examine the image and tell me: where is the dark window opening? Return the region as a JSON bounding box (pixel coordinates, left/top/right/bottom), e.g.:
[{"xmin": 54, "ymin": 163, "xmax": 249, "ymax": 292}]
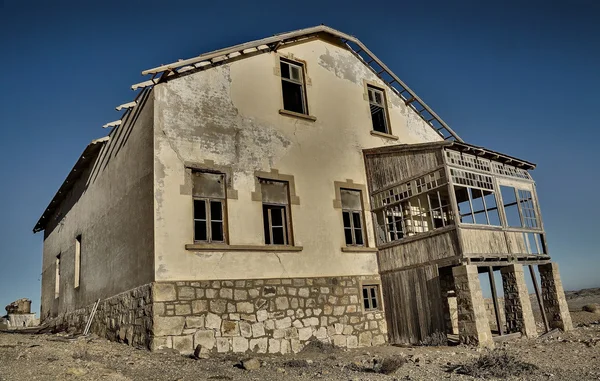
[
  {"xmin": 263, "ymin": 205, "xmax": 288, "ymax": 245},
  {"xmin": 368, "ymin": 85, "xmax": 389, "ymax": 133},
  {"xmin": 362, "ymin": 285, "xmax": 380, "ymax": 311},
  {"xmin": 280, "ymin": 59, "xmax": 307, "ymax": 114}
]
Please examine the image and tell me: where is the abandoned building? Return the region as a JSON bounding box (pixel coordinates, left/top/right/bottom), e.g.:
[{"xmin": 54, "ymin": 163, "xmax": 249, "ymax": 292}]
[{"xmin": 33, "ymin": 25, "xmax": 572, "ymax": 354}]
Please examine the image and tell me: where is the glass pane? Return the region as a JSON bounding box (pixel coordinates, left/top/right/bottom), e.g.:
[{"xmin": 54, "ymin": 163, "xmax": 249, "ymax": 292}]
[
  {"xmin": 484, "ymin": 192, "xmax": 501, "ymax": 226},
  {"xmin": 341, "ymin": 189, "xmax": 362, "ymax": 210},
  {"xmin": 263, "ymin": 206, "xmax": 270, "ymax": 244},
  {"xmin": 192, "ymin": 172, "xmax": 225, "ymax": 198},
  {"xmin": 290, "ymin": 65, "xmax": 301, "ymax": 81},
  {"xmin": 370, "ymin": 106, "xmax": 387, "ymax": 133},
  {"xmin": 454, "ymin": 187, "xmax": 473, "ymax": 223},
  {"xmin": 354, "ymin": 228, "xmax": 364, "ymax": 245},
  {"xmin": 271, "ymin": 207, "xmax": 284, "ymax": 227},
  {"xmin": 211, "ymin": 221, "xmax": 224, "ymax": 242},
  {"xmin": 280, "ymin": 61, "xmax": 290, "ymax": 79},
  {"xmin": 352, "ymin": 212, "xmax": 362, "ymax": 229},
  {"xmin": 282, "ymin": 80, "xmax": 305, "ymax": 114},
  {"xmin": 502, "ymin": 186, "xmax": 522, "ymax": 227},
  {"xmin": 344, "ymin": 229, "xmax": 353, "ymax": 245},
  {"xmin": 210, "ymin": 201, "xmax": 222, "ymax": 221},
  {"xmin": 194, "ymin": 221, "xmax": 207, "ymax": 241},
  {"xmin": 470, "ymin": 188, "xmax": 487, "ymax": 224},
  {"xmin": 272, "ymin": 227, "xmax": 285, "ymax": 245},
  {"xmin": 429, "ymin": 193, "xmax": 441, "ymax": 209},
  {"xmin": 260, "ymin": 180, "xmax": 289, "ymax": 204},
  {"xmin": 362, "ymin": 288, "xmax": 369, "ymax": 299},
  {"xmin": 342, "ymin": 211, "xmax": 351, "ymax": 229},
  {"xmin": 194, "ymin": 199, "xmax": 206, "ymax": 220},
  {"xmin": 501, "ymin": 186, "xmax": 517, "ymax": 204}
]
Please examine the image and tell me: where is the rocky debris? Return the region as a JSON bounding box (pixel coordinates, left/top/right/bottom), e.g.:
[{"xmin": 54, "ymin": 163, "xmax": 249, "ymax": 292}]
[
  {"xmin": 240, "ymin": 357, "xmax": 261, "ymax": 370},
  {"xmin": 582, "ymin": 304, "xmax": 600, "ymax": 313}
]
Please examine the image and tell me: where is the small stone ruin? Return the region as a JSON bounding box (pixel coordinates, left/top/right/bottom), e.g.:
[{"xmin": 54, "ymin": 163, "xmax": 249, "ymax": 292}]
[{"xmin": 0, "ymin": 298, "xmax": 39, "ymax": 330}]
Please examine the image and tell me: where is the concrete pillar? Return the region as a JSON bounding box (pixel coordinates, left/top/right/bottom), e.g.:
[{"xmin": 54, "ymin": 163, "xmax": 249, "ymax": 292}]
[
  {"xmin": 538, "ymin": 263, "xmax": 573, "ymax": 331},
  {"xmin": 452, "ymin": 265, "xmax": 494, "ymax": 348},
  {"xmin": 500, "ymin": 264, "xmax": 537, "ymax": 338}
]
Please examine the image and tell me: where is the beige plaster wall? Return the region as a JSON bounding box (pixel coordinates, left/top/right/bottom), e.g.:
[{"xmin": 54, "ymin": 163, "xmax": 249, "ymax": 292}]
[
  {"xmin": 153, "ymin": 37, "xmax": 443, "ymax": 281},
  {"xmin": 40, "ymin": 91, "xmax": 155, "ymax": 320}
]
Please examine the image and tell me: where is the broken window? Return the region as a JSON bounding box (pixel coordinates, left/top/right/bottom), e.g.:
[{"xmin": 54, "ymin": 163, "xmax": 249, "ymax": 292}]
[
  {"xmin": 280, "ymin": 59, "xmax": 307, "ymax": 114},
  {"xmin": 192, "ymin": 171, "xmax": 226, "ymax": 243},
  {"xmin": 500, "ymin": 186, "xmax": 538, "ymax": 228},
  {"xmin": 362, "ymin": 285, "xmax": 380, "ymax": 311},
  {"xmin": 341, "ymin": 189, "xmax": 365, "ymax": 246},
  {"xmin": 55, "ymin": 254, "xmax": 60, "ymax": 299},
  {"xmin": 454, "ymin": 186, "xmax": 501, "ymax": 226},
  {"xmin": 524, "ymin": 232, "xmax": 547, "ymax": 254},
  {"xmin": 74, "ymin": 235, "xmax": 81, "ymax": 288},
  {"xmin": 373, "ymin": 185, "xmax": 453, "ymax": 244},
  {"xmin": 368, "ymin": 85, "xmax": 389, "ymax": 134},
  {"xmin": 261, "ymin": 179, "xmax": 291, "ymax": 245}
]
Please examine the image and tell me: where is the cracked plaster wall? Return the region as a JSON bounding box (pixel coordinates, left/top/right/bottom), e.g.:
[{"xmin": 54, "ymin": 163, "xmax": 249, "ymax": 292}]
[{"xmin": 153, "ymin": 38, "xmax": 443, "ymax": 282}]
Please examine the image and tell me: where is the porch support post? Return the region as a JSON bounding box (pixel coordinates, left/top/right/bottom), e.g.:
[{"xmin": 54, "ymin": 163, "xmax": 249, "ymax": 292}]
[
  {"xmin": 538, "ymin": 262, "xmax": 573, "ymax": 331},
  {"xmin": 452, "ymin": 265, "xmax": 494, "ymax": 348},
  {"xmin": 500, "ymin": 264, "xmax": 537, "ymax": 338}
]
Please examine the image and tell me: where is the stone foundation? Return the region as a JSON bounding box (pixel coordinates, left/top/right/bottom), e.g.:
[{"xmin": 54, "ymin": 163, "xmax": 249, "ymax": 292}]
[
  {"xmin": 44, "ymin": 284, "xmax": 153, "ymax": 348},
  {"xmin": 151, "ymin": 275, "xmax": 387, "ymax": 354}
]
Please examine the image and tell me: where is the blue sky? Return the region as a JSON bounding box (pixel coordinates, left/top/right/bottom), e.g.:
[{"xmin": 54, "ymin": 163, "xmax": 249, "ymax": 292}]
[{"xmin": 1, "ymin": 0, "xmax": 598, "ymax": 315}]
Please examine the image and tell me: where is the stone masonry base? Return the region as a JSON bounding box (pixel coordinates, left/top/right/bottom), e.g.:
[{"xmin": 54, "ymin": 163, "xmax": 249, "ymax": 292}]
[
  {"xmin": 43, "ymin": 284, "xmax": 153, "ymax": 348},
  {"xmin": 151, "ymin": 275, "xmax": 387, "ymax": 354}
]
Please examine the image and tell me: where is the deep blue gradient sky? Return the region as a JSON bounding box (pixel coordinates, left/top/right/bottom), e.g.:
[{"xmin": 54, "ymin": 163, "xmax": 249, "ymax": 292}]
[{"xmin": 1, "ymin": 1, "xmax": 598, "ymax": 315}]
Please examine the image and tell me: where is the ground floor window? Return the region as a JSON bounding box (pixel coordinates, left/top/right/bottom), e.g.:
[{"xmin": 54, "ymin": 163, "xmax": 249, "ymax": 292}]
[{"xmin": 362, "ymin": 285, "xmax": 380, "ymax": 311}]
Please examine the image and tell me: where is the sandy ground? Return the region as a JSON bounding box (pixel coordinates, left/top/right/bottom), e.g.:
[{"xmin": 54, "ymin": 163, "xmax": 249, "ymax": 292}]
[{"xmin": 0, "ymin": 292, "xmax": 598, "ymax": 381}]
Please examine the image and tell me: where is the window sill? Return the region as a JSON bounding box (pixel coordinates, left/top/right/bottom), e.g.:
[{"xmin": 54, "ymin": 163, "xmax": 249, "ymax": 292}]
[
  {"xmin": 341, "ymin": 246, "xmax": 378, "ymax": 253},
  {"xmin": 279, "ymin": 109, "xmax": 317, "ymax": 121},
  {"xmin": 185, "ymin": 243, "xmax": 303, "ymax": 252},
  {"xmin": 370, "ymin": 130, "xmax": 399, "ymax": 140}
]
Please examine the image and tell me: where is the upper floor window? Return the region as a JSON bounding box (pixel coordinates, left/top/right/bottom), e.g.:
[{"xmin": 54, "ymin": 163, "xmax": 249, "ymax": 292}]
[
  {"xmin": 454, "ymin": 186, "xmax": 501, "ymax": 226},
  {"xmin": 341, "ymin": 189, "xmax": 365, "ymax": 246},
  {"xmin": 260, "ymin": 179, "xmax": 292, "ymax": 245},
  {"xmin": 280, "ymin": 59, "xmax": 307, "ymax": 115},
  {"xmin": 367, "ymin": 85, "xmax": 389, "ymax": 134},
  {"xmin": 500, "ymin": 186, "xmax": 538, "ymax": 228},
  {"xmin": 192, "ymin": 171, "xmax": 227, "ymax": 243}
]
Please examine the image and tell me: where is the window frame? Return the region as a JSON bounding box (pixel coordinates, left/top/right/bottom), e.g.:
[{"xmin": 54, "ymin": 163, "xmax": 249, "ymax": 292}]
[
  {"xmin": 454, "ymin": 185, "xmax": 502, "ymax": 227},
  {"xmin": 280, "ymin": 58, "xmax": 308, "ymax": 115},
  {"xmin": 193, "ymin": 198, "xmax": 227, "ymax": 244},
  {"xmin": 340, "ymin": 188, "xmax": 366, "ymax": 247},
  {"xmin": 499, "ymin": 185, "xmax": 540, "ymax": 229},
  {"xmin": 259, "ymin": 179, "xmax": 293, "ymax": 246},
  {"xmin": 74, "ymin": 235, "xmax": 81, "ymax": 289},
  {"xmin": 191, "ymin": 170, "xmax": 228, "ymax": 244},
  {"xmin": 362, "ymin": 284, "xmax": 381, "ymax": 311},
  {"xmin": 367, "ymin": 84, "xmax": 390, "ymax": 134},
  {"xmin": 55, "ymin": 254, "xmax": 61, "ymax": 299}
]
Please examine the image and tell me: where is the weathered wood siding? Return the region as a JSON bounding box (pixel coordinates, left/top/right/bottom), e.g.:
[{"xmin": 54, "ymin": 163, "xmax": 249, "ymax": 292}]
[
  {"xmin": 461, "ymin": 228, "xmax": 510, "ymax": 256},
  {"xmin": 381, "ymin": 264, "xmax": 446, "ymax": 344},
  {"xmin": 378, "ymin": 229, "xmax": 459, "ymax": 272},
  {"xmin": 365, "ymin": 149, "xmax": 443, "ymax": 194},
  {"xmin": 506, "ymin": 231, "xmax": 529, "ymax": 254}
]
